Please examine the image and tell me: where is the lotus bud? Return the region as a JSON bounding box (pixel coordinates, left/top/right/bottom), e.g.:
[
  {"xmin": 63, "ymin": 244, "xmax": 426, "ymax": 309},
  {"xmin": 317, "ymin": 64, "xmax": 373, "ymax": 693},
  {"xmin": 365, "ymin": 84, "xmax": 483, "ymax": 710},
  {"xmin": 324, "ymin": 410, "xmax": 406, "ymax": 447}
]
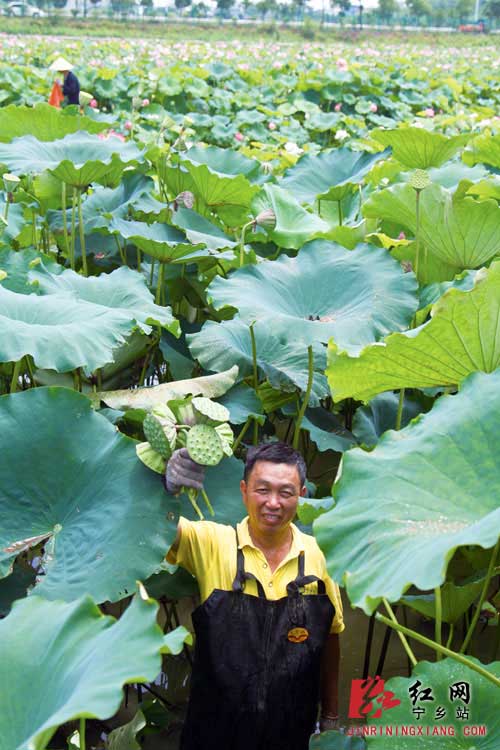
[
  {"xmin": 409, "ymin": 169, "xmax": 431, "ymax": 192},
  {"xmin": 3, "ymin": 173, "xmax": 20, "ymax": 193},
  {"xmin": 173, "ymin": 191, "xmax": 195, "ymax": 210},
  {"xmin": 255, "ymin": 208, "xmax": 276, "ymax": 231}
]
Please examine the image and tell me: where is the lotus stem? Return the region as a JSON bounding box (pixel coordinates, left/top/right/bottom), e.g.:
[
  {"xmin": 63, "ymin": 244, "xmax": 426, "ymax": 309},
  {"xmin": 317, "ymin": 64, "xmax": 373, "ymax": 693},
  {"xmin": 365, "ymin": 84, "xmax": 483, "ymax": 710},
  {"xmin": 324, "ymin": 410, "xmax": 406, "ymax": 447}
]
[
  {"xmin": 200, "ymin": 487, "xmax": 215, "ymax": 517},
  {"xmin": 232, "ymin": 417, "xmax": 252, "ymax": 453},
  {"xmin": 9, "ymin": 360, "xmax": 21, "ymax": 393},
  {"xmin": 375, "ymin": 611, "xmax": 500, "ymax": 690},
  {"xmin": 61, "ymin": 182, "xmax": 71, "ymax": 266},
  {"xmin": 80, "ymin": 718, "xmax": 86, "ymax": 750},
  {"xmin": 395, "ymin": 388, "xmax": 405, "ymax": 430},
  {"xmin": 150, "ymin": 258, "xmax": 156, "ymax": 287},
  {"xmin": 491, "ymin": 618, "xmax": 500, "ymax": 662},
  {"xmin": 249, "ymin": 322, "xmax": 259, "ymax": 391},
  {"xmin": 155, "ymin": 262, "xmax": 165, "ymax": 305},
  {"xmin": 446, "ymin": 623, "xmax": 455, "ymax": 651},
  {"xmin": 414, "ymin": 188, "xmax": 421, "ymax": 280},
  {"xmin": 337, "ymin": 200, "xmax": 343, "ymax": 226},
  {"xmin": 382, "ymin": 599, "xmax": 417, "ymax": 667},
  {"xmin": 70, "ymin": 188, "xmax": 77, "ymax": 272},
  {"xmin": 186, "ymin": 488, "xmax": 204, "ymax": 520},
  {"xmin": 114, "ymin": 235, "xmax": 126, "ymax": 266},
  {"xmin": 4, "ymin": 195, "xmax": 9, "ymax": 222},
  {"xmin": 24, "ymin": 355, "xmax": 35, "ymax": 387},
  {"xmin": 239, "ymin": 220, "xmax": 253, "ymax": 267},
  {"xmin": 460, "ymin": 537, "xmax": 500, "ymax": 654},
  {"xmin": 293, "ymin": 345, "xmax": 314, "ymax": 450},
  {"xmin": 32, "ymin": 208, "xmax": 37, "ymax": 251},
  {"xmin": 77, "ymin": 190, "xmax": 88, "ymax": 276},
  {"xmin": 136, "ymin": 247, "xmax": 142, "ymax": 272},
  {"xmin": 435, "ymin": 586, "xmax": 442, "ymax": 660}
]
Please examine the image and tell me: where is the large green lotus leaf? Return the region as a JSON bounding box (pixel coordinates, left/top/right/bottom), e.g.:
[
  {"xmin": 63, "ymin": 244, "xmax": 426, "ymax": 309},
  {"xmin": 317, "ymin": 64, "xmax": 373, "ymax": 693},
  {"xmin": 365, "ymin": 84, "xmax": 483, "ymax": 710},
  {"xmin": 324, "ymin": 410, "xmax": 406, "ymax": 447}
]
[
  {"xmin": 208, "ymin": 241, "xmax": 418, "ymax": 353},
  {"xmin": 29, "ymin": 265, "xmax": 180, "ymax": 337},
  {"xmin": 364, "ymin": 182, "xmax": 500, "ymax": 272},
  {"xmin": 0, "ymin": 132, "xmax": 143, "ymax": 188},
  {"xmin": 366, "ymin": 658, "xmax": 500, "ymax": 749},
  {"xmin": 371, "ymin": 128, "xmax": 469, "ymax": 168},
  {"xmin": 181, "ymin": 159, "xmax": 260, "ymax": 224},
  {"xmin": 352, "ymin": 392, "xmax": 426, "ymax": 448},
  {"xmin": 97, "ymin": 217, "xmax": 208, "ymax": 264},
  {"xmin": 47, "ymin": 173, "xmax": 158, "ymax": 234},
  {"xmin": 310, "ymin": 732, "xmax": 366, "ymax": 750},
  {"xmin": 0, "ymin": 248, "xmax": 60, "ymax": 293},
  {"xmin": 0, "ymin": 286, "xmax": 136, "ymax": 373},
  {"xmin": 98, "ymin": 365, "xmax": 239, "ymax": 411},
  {"xmin": 172, "ymin": 206, "xmax": 238, "ymax": 253},
  {"xmin": 463, "ymin": 132, "xmax": 500, "ymax": 169},
  {"xmin": 401, "ymin": 576, "xmax": 486, "ymax": 625},
  {"xmin": 0, "ymin": 591, "xmax": 190, "ymax": 750},
  {"xmin": 0, "ymin": 102, "xmax": 109, "ymax": 142},
  {"xmin": 327, "ymin": 264, "xmax": 500, "ymax": 403},
  {"xmin": 315, "ymin": 369, "xmax": 500, "ymax": 614},
  {"xmin": 282, "ymin": 403, "xmax": 356, "ymax": 453},
  {"xmin": 219, "ymin": 383, "xmax": 265, "ymax": 426},
  {"xmin": 0, "ymin": 197, "xmax": 25, "ymax": 242},
  {"xmin": 0, "ymin": 388, "xmax": 178, "ymax": 601},
  {"xmin": 184, "ymin": 145, "xmax": 262, "ymax": 182},
  {"xmin": 186, "ymin": 318, "xmax": 329, "ymax": 406},
  {"xmin": 251, "ymin": 184, "xmax": 329, "ymax": 249},
  {"xmin": 281, "ymin": 147, "xmax": 390, "ymax": 205}
]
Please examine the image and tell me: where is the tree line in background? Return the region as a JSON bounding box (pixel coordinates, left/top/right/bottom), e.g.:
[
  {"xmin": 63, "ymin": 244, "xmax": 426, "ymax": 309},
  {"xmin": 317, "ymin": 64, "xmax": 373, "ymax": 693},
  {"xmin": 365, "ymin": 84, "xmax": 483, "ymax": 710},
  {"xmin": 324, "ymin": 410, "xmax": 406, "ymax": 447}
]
[{"xmin": 3, "ymin": 0, "xmax": 500, "ymax": 27}]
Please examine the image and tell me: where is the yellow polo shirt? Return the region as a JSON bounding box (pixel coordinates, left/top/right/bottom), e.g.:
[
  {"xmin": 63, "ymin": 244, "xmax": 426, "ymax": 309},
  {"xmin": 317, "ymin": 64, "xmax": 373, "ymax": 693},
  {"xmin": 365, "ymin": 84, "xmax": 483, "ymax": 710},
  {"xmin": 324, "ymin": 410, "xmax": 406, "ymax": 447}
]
[{"xmin": 168, "ymin": 516, "xmax": 345, "ymax": 635}]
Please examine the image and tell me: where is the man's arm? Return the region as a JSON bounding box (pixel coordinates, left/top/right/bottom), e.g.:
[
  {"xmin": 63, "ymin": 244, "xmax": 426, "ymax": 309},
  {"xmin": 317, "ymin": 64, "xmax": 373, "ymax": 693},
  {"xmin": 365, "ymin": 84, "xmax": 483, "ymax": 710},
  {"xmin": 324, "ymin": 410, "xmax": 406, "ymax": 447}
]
[{"xmin": 320, "ymin": 633, "xmax": 340, "ymax": 731}]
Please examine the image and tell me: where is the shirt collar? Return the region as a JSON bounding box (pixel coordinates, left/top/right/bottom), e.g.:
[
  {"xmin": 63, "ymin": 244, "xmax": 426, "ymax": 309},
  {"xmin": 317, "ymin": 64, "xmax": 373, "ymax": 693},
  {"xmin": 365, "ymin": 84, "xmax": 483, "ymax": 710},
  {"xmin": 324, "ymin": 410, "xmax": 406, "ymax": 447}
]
[{"xmin": 237, "ymin": 516, "xmax": 305, "ymax": 557}]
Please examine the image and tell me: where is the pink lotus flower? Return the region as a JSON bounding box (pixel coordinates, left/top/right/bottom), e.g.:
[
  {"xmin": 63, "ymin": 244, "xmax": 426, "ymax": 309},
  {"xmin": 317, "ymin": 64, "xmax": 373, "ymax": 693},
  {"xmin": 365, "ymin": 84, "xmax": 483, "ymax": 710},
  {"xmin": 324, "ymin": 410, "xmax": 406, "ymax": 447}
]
[
  {"xmin": 334, "ymin": 103, "xmax": 342, "ymax": 112},
  {"xmin": 369, "ymin": 102, "xmax": 378, "ymax": 113},
  {"xmin": 398, "ymin": 232, "xmax": 406, "ymax": 240},
  {"xmin": 142, "ymin": 98, "xmax": 150, "ymax": 107},
  {"xmin": 235, "ymin": 132, "xmax": 244, "ymax": 142},
  {"xmin": 124, "ymin": 121, "xmax": 133, "ymax": 131},
  {"xmin": 424, "ymin": 108, "xmax": 435, "ymax": 118},
  {"xmin": 89, "ymin": 98, "xmax": 97, "ymax": 109},
  {"xmin": 268, "ymin": 122, "xmax": 276, "ymax": 131},
  {"xmin": 336, "ymin": 58, "xmax": 348, "ymax": 72}
]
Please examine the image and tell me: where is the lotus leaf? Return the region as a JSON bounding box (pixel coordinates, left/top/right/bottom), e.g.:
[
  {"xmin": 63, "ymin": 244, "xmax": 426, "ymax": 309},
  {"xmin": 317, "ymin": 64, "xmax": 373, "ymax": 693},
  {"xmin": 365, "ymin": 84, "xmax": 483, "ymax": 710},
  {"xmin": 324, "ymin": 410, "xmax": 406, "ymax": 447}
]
[
  {"xmin": 352, "ymin": 393, "xmax": 426, "ymax": 447},
  {"xmin": 30, "ymin": 264, "xmax": 180, "ymax": 336},
  {"xmin": 98, "ymin": 365, "xmax": 239, "ymax": 411},
  {"xmin": 172, "ymin": 206, "xmax": 238, "ymax": 253},
  {"xmin": 0, "ymin": 590, "xmax": 190, "ymax": 750},
  {"xmin": 107, "ymin": 710, "xmax": 146, "ymax": 750},
  {"xmin": 363, "ymin": 183, "xmax": 500, "ymax": 273},
  {"xmin": 401, "ymin": 576, "xmax": 486, "ymax": 625},
  {"xmin": 282, "ymin": 403, "xmax": 356, "ymax": 453},
  {"xmin": 0, "ymin": 388, "xmax": 177, "ymax": 602},
  {"xmin": 251, "ymin": 184, "xmax": 329, "ymax": 249},
  {"xmin": 310, "ymin": 732, "xmax": 366, "ymax": 750},
  {"xmin": 327, "ymin": 263, "xmax": 500, "ymax": 402},
  {"xmin": 371, "ymin": 128, "xmax": 468, "ymax": 168},
  {"xmin": 0, "ymin": 286, "xmax": 138, "ymax": 373},
  {"xmin": 281, "ymin": 147, "xmax": 390, "ymax": 205},
  {"xmin": 315, "ymin": 369, "xmax": 500, "ymax": 613},
  {"xmin": 208, "ymin": 241, "xmax": 418, "ymax": 353},
  {"xmin": 366, "ymin": 658, "xmax": 500, "ymax": 748},
  {"xmin": 184, "ymin": 145, "xmax": 262, "ymax": 181},
  {"xmin": 0, "ymin": 102, "xmax": 109, "ymax": 142},
  {"xmin": 219, "ymin": 384, "xmax": 265, "ymax": 426},
  {"xmin": 97, "ymin": 217, "xmax": 208, "ymax": 264},
  {"xmin": 0, "ymin": 197, "xmax": 25, "ymax": 242},
  {"xmin": 463, "ymin": 132, "xmax": 500, "ymax": 169},
  {"xmin": 187, "ymin": 319, "xmax": 329, "ymax": 406},
  {"xmin": 0, "ymin": 248, "xmax": 59, "ymax": 293},
  {"xmin": 0, "ymin": 132, "xmax": 143, "ymax": 188}
]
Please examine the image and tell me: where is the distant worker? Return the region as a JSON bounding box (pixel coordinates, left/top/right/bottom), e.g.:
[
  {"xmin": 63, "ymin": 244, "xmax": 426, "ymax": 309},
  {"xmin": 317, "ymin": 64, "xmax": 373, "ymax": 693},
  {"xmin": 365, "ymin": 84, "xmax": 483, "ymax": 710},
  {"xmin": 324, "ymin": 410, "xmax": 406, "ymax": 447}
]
[{"xmin": 49, "ymin": 56, "xmax": 80, "ymax": 106}]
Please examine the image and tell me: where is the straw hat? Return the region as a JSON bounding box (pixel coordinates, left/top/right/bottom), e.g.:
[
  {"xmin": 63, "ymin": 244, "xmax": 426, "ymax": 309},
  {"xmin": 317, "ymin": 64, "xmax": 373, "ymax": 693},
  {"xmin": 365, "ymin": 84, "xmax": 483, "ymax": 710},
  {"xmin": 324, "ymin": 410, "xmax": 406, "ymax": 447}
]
[{"xmin": 49, "ymin": 56, "xmax": 74, "ymax": 72}]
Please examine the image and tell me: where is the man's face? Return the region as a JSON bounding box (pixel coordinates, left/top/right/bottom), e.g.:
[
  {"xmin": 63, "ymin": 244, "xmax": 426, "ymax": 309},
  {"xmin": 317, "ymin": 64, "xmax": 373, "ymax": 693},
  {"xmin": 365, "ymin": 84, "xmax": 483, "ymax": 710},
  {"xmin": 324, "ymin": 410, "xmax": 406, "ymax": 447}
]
[{"xmin": 240, "ymin": 461, "xmax": 306, "ymax": 534}]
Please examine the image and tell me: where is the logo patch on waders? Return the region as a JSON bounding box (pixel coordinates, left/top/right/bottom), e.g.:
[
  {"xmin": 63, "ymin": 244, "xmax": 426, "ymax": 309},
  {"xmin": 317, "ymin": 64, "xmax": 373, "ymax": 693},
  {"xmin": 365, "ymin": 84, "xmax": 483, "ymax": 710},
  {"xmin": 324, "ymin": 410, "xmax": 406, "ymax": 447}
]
[{"xmin": 287, "ymin": 627, "xmax": 309, "ymax": 643}]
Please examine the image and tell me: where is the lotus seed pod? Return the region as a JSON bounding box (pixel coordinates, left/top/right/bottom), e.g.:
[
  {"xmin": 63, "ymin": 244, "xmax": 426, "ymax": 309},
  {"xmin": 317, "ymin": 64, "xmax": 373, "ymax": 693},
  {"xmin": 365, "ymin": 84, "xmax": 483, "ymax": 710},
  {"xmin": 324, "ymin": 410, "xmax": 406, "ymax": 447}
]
[
  {"xmin": 255, "ymin": 208, "xmax": 276, "ymax": 231},
  {"xmin": 3, "ymin": 173, "xmax": 20, "ymax": 193},
  {"xmin": 143, "ymin": 414, "xmax": 174, "ymax": 459},
  {"xmin": 186, "ymin": 424, "xmax": 224, "ymax": 466},
  {"xmin": 215, "ymin": 422, "xmax": 234, "ymax": 456},
  {"xmin": 409, "ymin": 169, "xmax": 431, "ymax": 191},
  {"xmin": 152, "ymin": 403, "xmax": 176, "ymax": 423},
  {"xmin": 168, "ymin": 397, "xmax": 197, "ymax": 427},
  {"xmin": 136, "ymin": 441, "xmax": 167, "ymax": 474},
  {"xmin": 192, "ymin": 397, "xmax": 230, "ymax": 426}
]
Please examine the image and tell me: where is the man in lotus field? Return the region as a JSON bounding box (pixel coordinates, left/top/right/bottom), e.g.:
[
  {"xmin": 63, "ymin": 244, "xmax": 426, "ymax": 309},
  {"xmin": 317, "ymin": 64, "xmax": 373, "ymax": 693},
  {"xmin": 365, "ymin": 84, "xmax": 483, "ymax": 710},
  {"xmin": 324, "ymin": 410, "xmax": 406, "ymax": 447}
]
[{"xmin": 164, "ymin": 441, "xmax": 344, "ymax": 750}]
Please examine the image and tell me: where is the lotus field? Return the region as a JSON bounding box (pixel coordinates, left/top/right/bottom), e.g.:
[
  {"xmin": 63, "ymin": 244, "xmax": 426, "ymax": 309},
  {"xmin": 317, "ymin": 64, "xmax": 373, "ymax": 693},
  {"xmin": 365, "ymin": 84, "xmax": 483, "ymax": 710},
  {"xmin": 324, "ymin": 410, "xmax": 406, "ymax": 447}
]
[{"xmin": 0, "ymin": 32, "xmax": 500, "ymax": 750}]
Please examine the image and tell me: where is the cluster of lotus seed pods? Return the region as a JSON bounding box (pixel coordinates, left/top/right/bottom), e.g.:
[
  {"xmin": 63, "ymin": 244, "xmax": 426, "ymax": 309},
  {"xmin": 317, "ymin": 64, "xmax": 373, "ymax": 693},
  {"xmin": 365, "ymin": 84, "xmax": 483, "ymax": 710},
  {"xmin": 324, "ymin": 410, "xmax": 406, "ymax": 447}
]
[{"xmin": 136, "ymin": 396, "xmax": 234, "ymax": 519}]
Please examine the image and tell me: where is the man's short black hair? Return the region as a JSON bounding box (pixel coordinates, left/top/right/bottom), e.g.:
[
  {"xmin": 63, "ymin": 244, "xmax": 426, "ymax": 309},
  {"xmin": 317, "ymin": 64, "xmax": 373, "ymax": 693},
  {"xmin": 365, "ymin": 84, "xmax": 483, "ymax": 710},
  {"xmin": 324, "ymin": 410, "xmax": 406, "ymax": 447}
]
[{"xmin": 244, "ymin": 442, "xmax": 306, "ymax": 486}]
